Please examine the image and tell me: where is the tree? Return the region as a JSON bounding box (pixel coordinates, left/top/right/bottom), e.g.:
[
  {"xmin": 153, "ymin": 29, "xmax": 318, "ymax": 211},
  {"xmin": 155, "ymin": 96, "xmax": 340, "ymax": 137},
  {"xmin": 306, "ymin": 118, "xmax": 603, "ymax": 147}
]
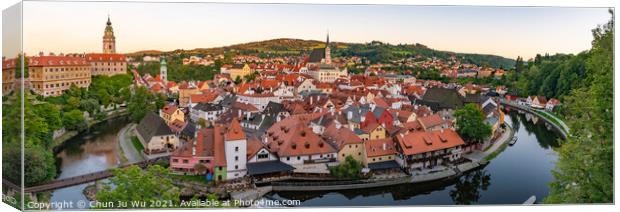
[
  {"xmin": 80, "ymin": 98, "xmax": 100, "ymax": 115},
  {"xmin": 95, "ymin": 165, "xmax": 181, "ymax": 208},
  {"xmin": 127, "ymin": 86, "xmax": 157, "ymax": 122},
  {"xmin": 545, "ymin": 10, "xmax": 613, "ymax": 204},
  {"xmin": 62, "ymin": 109, "xmax": 87, "ymax": 131},
  {"xmin": 329, "ymin": 156, "xmax": 363, "ymax": 179},
  {"xmin": 193, "ymin": 163, "xmax": 207, "ymax": 175},
  {"xmin": 3, "ymin": 143, "xmax": 56, "ymax": 187},
  {"xmin": 66, "ymin": 96, "xmax": 81, "ymax": 111},
  {"xmin": 197, "ymin": 118, "xmax": 207, "ymax": 128},
  {"xmin": 34, "ymin": 103, "xmax": 62, "ymax": 132},
  {"xmin": 453, "ymin": 104, "xmax": 491, "ymax": 144},
  {"xmin": 515, "ymin": 56, "xmax": 524, "ymax": 73},
  {"xmin": 234, "ymin": 76, "xmax": 242, "ymax": 85}
]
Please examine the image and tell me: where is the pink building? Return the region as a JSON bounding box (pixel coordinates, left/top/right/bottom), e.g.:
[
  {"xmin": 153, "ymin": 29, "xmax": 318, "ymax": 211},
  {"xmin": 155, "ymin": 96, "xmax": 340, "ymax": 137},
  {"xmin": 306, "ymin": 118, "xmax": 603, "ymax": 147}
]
[{"xmin": 170, "ymin": 127, "xmax": 224, "ymax": 174}]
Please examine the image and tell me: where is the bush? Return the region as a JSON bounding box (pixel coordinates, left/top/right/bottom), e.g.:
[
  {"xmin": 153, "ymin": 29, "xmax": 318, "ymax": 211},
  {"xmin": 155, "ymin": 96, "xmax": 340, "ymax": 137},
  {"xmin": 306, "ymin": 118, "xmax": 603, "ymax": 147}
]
[{"xmin": 329, "ymin": 156, "xmax": 363, "ymax": 179}]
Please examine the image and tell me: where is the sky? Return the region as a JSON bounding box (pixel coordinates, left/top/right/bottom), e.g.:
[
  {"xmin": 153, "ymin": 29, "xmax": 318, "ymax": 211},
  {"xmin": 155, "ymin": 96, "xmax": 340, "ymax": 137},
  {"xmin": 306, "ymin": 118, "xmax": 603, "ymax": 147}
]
[{"xmin": 5, "ymin": 1, "xmax": 612, "ymax": 59}]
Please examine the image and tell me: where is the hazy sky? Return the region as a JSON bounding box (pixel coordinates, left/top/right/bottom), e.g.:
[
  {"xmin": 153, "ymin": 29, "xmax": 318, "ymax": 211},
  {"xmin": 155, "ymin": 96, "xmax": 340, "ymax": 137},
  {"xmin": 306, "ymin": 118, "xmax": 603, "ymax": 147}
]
[{"xmin": 12, "ymin": 1, "xmax": 612, "ymax": 59}]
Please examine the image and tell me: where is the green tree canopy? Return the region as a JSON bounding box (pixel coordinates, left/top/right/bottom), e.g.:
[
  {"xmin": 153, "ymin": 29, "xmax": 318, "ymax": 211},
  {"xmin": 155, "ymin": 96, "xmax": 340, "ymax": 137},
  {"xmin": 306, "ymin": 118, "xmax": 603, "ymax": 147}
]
[
  {"xmin": 95, "ymin": 165, "xmax": 181, "ymax": 208},
  {"xmin": 453, "ymin": 104, "xmax": 492, "ymax": 144},
  {"xmin": 545, "ymin": 10, "xmax": 613, "ymax": 204},
  {"xmin": 329, "ymin": 156, "xmax": 364, "ymax": 179}
]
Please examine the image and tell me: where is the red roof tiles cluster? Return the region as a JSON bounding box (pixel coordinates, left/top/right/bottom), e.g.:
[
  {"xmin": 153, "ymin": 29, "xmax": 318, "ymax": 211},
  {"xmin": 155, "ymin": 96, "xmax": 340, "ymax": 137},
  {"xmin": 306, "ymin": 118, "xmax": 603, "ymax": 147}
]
[
  {"xmin": 396, "ymin": 129, "xmax": 465, "ymax": 156},
  {"xmin": 264, "ymin": 113, "xmax": 335, "ymax": 157},
  {"xmin": 85, "ymin": 53, "xmax": 126, "ymax": 62},
  {"xmin": 27, "ymin": 56, "xmax": 89, "ymax": 67}
]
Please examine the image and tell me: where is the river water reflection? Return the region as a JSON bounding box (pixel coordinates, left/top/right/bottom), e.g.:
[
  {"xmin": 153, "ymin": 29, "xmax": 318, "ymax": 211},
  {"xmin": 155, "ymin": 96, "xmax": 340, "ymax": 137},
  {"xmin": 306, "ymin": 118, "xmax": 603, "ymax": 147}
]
[
  {"xmin": 267, "ymin": 110, "xmax": 561, "ymax": 205},
  {"xmin": 47, "ymin": 109, "xmax": 561, "ymax": 207},
  {"xmin": 49, "ymin": 117, "xmax": 129, "ymax": 209}
]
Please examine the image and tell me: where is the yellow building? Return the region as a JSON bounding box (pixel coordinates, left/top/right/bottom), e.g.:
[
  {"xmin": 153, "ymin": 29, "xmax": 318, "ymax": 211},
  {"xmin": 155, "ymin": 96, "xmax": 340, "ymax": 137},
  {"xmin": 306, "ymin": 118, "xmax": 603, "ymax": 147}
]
[
  {"xmin": 364, "ymin": 138, "xmax": 396, "ymax": 166},
  {"xmin": 227, "ymin": 64, "xmax": 253, "ymax": 81},
  {"xmin": 324, "ymin": 124, "xmax": 366, "ymax": 163},
  {"xmin": 362, "ymin": 123, "xmax": 387, "ymax": 140},
  {"xmin": 86, "ymin": 53, "xmax": 127, "ymax": 76},
  {"xmin": 160, "ymin": 105, "xmax": 185, "ymax": 125},
  {"xmin": 27, "ymin": 55, "xmax": 91, "ymax": 97}
]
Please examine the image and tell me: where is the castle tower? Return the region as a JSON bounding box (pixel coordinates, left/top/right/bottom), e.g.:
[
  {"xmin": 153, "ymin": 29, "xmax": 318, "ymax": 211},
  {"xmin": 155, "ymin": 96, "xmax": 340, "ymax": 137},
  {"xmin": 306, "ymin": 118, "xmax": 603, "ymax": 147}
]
[
  {"xmin": 324, "ymin": 31, "xmax": 331, "ymax": 64},
  {"xmin": 160, "ymin": 57, "xmax": 167, "ymax": 83},
  {"xmin": 102, "ymin": 16, "xmax": 116, "ymax": 53},
  {"xmin": 224, "ymin": 119, "xmax": 247, "ymax": 179}
]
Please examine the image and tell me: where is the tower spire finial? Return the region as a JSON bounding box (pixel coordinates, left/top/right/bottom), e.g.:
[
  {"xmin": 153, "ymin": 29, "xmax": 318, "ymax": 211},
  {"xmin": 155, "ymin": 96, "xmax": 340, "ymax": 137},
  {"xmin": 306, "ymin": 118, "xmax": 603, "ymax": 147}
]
[
  {"xmin": 326, "ymin": 29, "xmax": 330, "ymax": 45},
  {"xmin": 107, "ymin": 14, "xmax": 111, "ymax": 26}
]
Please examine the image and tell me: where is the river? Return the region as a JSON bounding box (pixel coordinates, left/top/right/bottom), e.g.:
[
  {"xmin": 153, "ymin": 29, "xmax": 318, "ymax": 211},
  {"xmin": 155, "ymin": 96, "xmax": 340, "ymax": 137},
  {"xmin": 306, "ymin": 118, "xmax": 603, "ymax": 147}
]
[
  {"xmin": 47, "ymin": 109, "xmax": 561, "ymax": 207},
  {"xmin": 267, "ymin": 109, "xmax": 561, "ymax": 205},
  {"xmin": 49, "ymin": 117, "xmax": 129, "ymax": 209}
]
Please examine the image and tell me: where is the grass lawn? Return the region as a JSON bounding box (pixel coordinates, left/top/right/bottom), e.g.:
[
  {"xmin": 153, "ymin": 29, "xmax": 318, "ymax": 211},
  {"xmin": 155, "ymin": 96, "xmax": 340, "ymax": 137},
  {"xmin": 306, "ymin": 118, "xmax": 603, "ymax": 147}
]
[{"xmin": 131, "ymin": 136, "xmax": 145, "ymax": 152}]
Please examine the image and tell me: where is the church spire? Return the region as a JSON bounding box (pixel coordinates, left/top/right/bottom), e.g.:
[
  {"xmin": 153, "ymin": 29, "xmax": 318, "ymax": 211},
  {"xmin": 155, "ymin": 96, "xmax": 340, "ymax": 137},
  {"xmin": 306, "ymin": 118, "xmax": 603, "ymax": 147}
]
[
  {"xmin": 107, "ymin": 14, "xmax": 111, "ymax": 26},
  {"xmin": 326, "ymin": 30, "xmax": 330, "ymax": 46},
  {"xmin": 324, "ymin": 30, "xmax": 331, "ymax": 65}
]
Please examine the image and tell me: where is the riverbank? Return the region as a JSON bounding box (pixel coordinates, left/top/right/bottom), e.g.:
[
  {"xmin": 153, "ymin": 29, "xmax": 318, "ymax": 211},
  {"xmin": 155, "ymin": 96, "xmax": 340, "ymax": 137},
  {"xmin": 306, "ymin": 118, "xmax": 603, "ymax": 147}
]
[
  {"xmin": 51, "ymin": 109, "xmax": 129, "ymax": 150},
  {"xmin": 231, "ymin": 125, "xmax": 515, "ymax": 203},
  {"xmin": 117, "ymin": 123, "xmax": 145, "ymax": 164},
  {"xmin": 500, "ymin": 99, "xmax": 569, "ymax": 138}
]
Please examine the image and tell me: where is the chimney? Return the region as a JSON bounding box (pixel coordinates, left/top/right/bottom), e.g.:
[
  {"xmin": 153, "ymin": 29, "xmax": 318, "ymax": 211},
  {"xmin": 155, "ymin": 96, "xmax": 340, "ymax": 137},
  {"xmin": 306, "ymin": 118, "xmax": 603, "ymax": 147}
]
[{"xmin": 382, "ymin": 142, "xmax": 387, "ymax": 151}]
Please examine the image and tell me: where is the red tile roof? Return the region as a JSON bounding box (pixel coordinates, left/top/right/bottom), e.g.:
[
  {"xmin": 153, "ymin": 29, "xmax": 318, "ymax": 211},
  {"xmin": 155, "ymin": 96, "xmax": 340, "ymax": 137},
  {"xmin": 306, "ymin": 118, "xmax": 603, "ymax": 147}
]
[
  {"xmin": 162, "ymin": 105, "xmax": 179, "ymax": 115},
  {"xmin": 85, "ymin": 53, "xmax": 126, "ymax": 62},
  {"xmin": 264, "ymin": 113, "xmax": 336, "ymax": 157},
  {"xmin": 417, "ymin": 114, "xmax": 447, "ymax": 130},
  {"xmin": 365, "ymin": 138, "xmax": 396, "ymax": 157},
  {"xmin": 396, "ymin": 129, "xmax": 465, "ymax": 156},
  {"xmin": 213, "ymin": 126, "xmax": 227, "ymax": 166},
  {"xmin": 323, "ymin": 122, "xmax": 362, "ymax": 150},
  {"xmin": 225, "ymin": 118, "xmax": 246, "ymax": 141},
  {"xmin": 27, "ymin": 56, "xmax": 89, "ymax": 67}
]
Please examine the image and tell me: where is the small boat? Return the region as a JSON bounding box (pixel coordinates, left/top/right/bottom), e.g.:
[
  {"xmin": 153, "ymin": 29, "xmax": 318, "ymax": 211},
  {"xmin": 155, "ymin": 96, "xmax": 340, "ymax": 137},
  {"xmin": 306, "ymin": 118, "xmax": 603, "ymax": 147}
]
[
  {"xmin": 509, "ymin": 137, "xmax": 518, "ymax": 146},
  {"xmin": 523, "ymin": 195, "xmax": 536, "ymax": 205}
]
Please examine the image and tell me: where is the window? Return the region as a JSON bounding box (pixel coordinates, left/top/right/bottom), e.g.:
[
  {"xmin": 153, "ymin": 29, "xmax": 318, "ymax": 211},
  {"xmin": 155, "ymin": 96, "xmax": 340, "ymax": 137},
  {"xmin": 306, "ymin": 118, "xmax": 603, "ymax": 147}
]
[
  {"xmin": 234, "ymin": 165, "xmax": 238, "ymax": 170},
  {"xmin": 235, "ymin": 146, "xmax": 239, "ymax": 152},
  {"xmin": 182, "ymin": 160, "xmax": 189, "ymax": 164},
  {"xmin": 172, "ymin": 159, "xmax": 178, "ymax": 163},
  {"xmin": 235, "ymin": 156, "xmax": 238, "ymax": 161},
  {"xmin": 258, "ymin": 153, "xmax": 268, "ymax": 159},
  {"xmin": 286, "ymin": 157, "xmax": 290, "ymax": 161},
  {"xmin": 297, "ymin": 156, "xmax": 301, "ymax": 160}
]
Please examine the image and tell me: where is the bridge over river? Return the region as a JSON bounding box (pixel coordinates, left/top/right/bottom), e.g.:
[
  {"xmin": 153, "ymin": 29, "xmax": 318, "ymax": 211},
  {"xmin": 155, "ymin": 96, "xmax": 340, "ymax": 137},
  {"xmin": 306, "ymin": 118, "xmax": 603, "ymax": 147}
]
[{"xmin": 2, "ymin": 156, "xmax": 169, "ymax": 194}]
